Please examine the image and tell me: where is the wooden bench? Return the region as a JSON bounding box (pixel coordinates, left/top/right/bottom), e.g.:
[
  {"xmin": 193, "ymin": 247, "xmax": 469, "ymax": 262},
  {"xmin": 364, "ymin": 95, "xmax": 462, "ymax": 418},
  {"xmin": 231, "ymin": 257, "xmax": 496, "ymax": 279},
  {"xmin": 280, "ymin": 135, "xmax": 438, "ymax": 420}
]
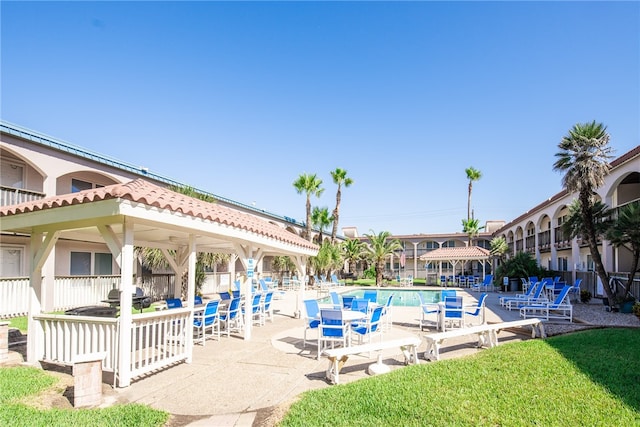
[
  {"xmin": 423, "ymin": 318, "xmax": 545, "ymax": 361},
  {"xmin": 322, "ymin": 336, "xmax": 421, "ymax": 384}
]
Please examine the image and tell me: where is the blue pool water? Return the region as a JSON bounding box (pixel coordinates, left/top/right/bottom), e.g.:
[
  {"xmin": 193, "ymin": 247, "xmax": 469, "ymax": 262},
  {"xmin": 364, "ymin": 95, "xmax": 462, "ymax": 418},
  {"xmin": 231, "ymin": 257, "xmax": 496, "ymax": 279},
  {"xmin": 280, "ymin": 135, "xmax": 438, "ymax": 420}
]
[{"xmin": 320, "ymin": 288, "xmax": 442, "ymax": 307}]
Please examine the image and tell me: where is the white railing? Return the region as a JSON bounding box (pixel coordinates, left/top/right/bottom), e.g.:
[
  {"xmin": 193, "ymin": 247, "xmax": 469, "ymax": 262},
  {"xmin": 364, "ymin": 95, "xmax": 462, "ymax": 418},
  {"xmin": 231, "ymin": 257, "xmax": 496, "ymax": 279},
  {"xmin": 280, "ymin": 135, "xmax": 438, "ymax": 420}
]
[
  {"xmin": 53, "ymin": 275, "xmax": 119, "ymax": 311},
  {"xmin": 0, "ymin": 186, "xmax": 45, "ymax": 206},
  {"xmin": 34, "ymin": 314, "xmax": 119, "ymax": 371},
  {"xmin": 34, "ymin": 308, "xmax": 191, "ymax": 387},
  {"xmin": 129, "ymin": 309, "xmax": 190, "ymax": 380},
  {"xmin": 0, "ymin": 277, "xmax": 29, "ymax": 318}
]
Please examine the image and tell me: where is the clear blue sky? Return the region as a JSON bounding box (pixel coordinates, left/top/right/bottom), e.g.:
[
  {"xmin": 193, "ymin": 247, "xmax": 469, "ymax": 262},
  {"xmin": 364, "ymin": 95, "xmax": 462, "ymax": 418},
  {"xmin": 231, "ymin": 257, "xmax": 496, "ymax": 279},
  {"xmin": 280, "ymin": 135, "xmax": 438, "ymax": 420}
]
[{"xmin": 2, "ymin": 1, "xmax": 639, "ymax": 235}]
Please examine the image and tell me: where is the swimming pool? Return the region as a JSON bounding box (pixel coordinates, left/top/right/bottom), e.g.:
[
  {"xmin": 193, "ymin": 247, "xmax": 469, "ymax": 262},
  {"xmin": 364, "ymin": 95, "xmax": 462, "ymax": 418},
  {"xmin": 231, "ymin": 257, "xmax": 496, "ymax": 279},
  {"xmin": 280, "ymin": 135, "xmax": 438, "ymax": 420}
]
[{"xmin": 320, "ymin": 288, "xmax": 443, "ymax": 307}]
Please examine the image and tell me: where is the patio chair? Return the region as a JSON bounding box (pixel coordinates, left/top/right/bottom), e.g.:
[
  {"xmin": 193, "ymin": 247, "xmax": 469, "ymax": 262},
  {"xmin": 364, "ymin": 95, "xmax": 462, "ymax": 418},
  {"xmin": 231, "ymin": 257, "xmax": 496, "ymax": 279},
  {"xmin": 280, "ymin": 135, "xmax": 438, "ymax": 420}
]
[
  {"xmin": 418, "ymin": 292, "xmax": 439, "ymax": 331},
  {"xmin": 165, "ymin": 298, "xmax": 183, "ymax": 309},
  {"xmin": 194, "ymin": 295, "xmax": 203, "ymax": 306},
  {"xmin": 330, "ymin": 274, "xmax": 345, "ymax": 287},
  {"xmin": 318, "ymin": 309, "xmax": 351, "ymax": 360},
  {"xmin": 220, "ymin": 297, "xmax": 243, "ymax": 337},
  {"xmin": 260, "ymin": 291, "xmax": 274, "ymax": 324},
  {"xmin": 243, "ymin": 293, "xmax": 263, "ymax": 326},
  {"xmin": 350, "ymin": 298, "xmax": 370, "ymax": 318},
  {"xmin": 520, "ymin": 285, "xmax": 573, "ymax": 322},
  {"xmin": 193, "ymin": 300, "xmax": 220, "ymax": 345},
  {"xmin": 341, "ymin": 295, "xmax": 355, "ymax": 309},
  {"xmin": 464, "ymin": 293, "xmax": 488, "ymax": 326},
  {"xmin": 363, "ymin": 289, "xmax": 378, "ymax": 305},
  {"xmin": 303, "ymin": 299, "xmax": 320, "ymax": 349},
  {"xmin": 568, "ymin": 278, "xmax": 583, "ymax": 303},
  {"xmin": 443, "ymin": 296, "xmax": 464, "ymax": 331},
  {"xmin": 352, "ymin": 306, "xmax": 384, "ymax": 348},
  {"xmin": 472, "ymin": 275, "xmax": 493, "ymax": 292},
  {"xmin": 381, "ymin": 293, "xmax": 394, "ymax": 331},
  {"xmin": 441, "ymin": 289, "xmax": 457, "ymax": 302},
  {"xmin": 329, "ymin": 291, "xmax": 342, "ymax": 309},
  {"xmin": 219, "ymin": 292, "xmax": 231, "ymax": 301}
]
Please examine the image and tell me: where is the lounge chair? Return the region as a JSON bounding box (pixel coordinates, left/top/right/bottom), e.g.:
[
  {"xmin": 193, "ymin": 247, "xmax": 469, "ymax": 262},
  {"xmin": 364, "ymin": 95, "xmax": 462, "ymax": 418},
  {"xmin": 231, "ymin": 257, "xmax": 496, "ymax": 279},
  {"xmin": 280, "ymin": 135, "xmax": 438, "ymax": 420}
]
[
  {"xmin": 193, "ymin": 300, "xmax": 220, "ymax": 345},
  {"xmin": 330, "ymin": 274, "xmax": 345, "ymax": 287},
  {"xmin": 504, "ymin": 280, "xmax": 548, "ymax": 311},
  {"xmin": 329, "ymin": 291, "xmax": 342, "ymax": 309},
  {"xmin": 568, "ymin": 278, "xmax": 583, "ymax": 303},
  {"xmin": 520, "ymin": 285, "xmax": 573, "ymax": 322},
  {"xmin": 472, "ymin": 275, "xmax": 493, "ymax": 292}
]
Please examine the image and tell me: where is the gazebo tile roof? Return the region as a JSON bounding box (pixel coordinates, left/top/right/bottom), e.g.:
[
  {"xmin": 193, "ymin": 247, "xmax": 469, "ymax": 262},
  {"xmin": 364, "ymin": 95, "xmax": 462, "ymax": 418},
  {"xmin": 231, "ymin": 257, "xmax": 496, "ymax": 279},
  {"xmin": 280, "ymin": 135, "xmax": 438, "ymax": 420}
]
[{"xmin": 1, "ymin": 179, "xmax": 318, "ymax": 252}]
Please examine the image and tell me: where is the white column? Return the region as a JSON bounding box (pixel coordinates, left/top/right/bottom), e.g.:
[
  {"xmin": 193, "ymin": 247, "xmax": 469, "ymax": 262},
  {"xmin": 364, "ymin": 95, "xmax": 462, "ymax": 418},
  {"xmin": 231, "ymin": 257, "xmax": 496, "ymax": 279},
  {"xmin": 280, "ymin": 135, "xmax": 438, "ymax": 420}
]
[
  {"xmin": 186, "ymin": 235, "xmax": 197, "ymax": 361},
  {"xmin": 27, "ymin": 232, "xmax": 44, "ymax": 364},
  {"xmin": 117, "ymin": 219, "xmax": 134, "ymax": 387}
]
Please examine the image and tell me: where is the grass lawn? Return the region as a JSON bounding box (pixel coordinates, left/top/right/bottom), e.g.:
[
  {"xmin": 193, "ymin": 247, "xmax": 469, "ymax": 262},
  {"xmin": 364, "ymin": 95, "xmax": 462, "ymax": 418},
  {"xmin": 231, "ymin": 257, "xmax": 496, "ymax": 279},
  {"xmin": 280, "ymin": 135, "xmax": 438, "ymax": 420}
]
[
  {"xmin": 0, "ymin": 366, "xmax": 168, "ymax": 427},
  {"xmin": 279, "ymin": 328, "xmax": 640, "ymax": 426}
]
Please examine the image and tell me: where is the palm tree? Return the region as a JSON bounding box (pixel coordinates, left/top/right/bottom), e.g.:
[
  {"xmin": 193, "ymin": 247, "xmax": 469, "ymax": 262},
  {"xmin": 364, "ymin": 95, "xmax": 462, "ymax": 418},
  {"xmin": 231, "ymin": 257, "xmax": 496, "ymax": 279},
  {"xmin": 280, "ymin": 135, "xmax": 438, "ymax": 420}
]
[
  {"xmin": 606, "ymin": 201, "xmax": 640, "ymax": 301},
  {"xmin": 553, "ymin": 120, "xmax": 614, "ymax": 302},
  {"xmin": 489, "ymin": 236, "xmax": 508, "ymax": 281},
  {"xmin": 362, "ymin": 230, "xmax": 402, "ymax": 287},
  {"xmin": 330, "ymin": 168, "xmax": 353, "ymax": 242},
  {"xmin": 293, "ymin": 173, "xmax": 324, "ymax": 242},
  {"xmin": 341, "ymin": 238, "xmax": 365, "ymax": 277},
  {"xmin": 311, "ymin": 206, "xmax": 334, "ymax": 244},
  {"xmin": 310, "ymin": 240, "xmax": 343, "ymax": 280},
  {"xmin": 462, "ymin": 218, "xmax": 484, "ymax": 246},
  {"xmin": 465, "ymin": 167, "xmax": 482, "ymax": 221}
]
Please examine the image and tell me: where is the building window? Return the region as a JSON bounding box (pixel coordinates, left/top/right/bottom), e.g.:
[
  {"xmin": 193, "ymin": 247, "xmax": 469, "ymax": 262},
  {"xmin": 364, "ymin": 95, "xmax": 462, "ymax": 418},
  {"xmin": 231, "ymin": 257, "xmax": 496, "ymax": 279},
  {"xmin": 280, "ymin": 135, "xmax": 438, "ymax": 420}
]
[
  {"xmin": 0, "ymin": 160, "xmax": 24, "ymax": 189},
  {"xmin": 0, "ymin": 246, "xmax": 23, "ymax": 277},
  {"xmin": 557, "ymin": 257, "xmax": 568, "ymax": 271},
  {"xmin": 71, "ymin": 178, "xmax": 104, "ymax": 193},
  {"xmin": 587, "ymin": 255, "xmax": 594, "ymax": 271},
  {"xmin": 70, "ymin": 251, "xmax": 113, "ymax": 275}
]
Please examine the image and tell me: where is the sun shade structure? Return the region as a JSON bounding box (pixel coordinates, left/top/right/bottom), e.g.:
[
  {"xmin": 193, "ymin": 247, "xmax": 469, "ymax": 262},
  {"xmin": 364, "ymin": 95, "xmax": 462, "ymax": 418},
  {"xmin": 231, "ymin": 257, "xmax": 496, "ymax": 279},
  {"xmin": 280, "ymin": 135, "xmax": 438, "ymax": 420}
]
[
  {"xmin": 419, "ymin": 246, "xmax": 490, "ymax": 281},
  {"xmin": 0, "ymin": 179, "xmax": 318, "ymax": 387}
]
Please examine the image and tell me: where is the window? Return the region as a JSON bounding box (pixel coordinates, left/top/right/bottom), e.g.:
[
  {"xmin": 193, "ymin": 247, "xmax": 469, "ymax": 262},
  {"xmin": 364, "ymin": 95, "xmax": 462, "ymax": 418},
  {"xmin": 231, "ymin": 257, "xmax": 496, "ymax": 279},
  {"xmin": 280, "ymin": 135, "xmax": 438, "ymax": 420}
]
[
  {"xmin": 70, "ymin": 251, "xmax": 113, "ymax": 275},
  {"xmin": 557, "ymin": 257, "xmax": 568, "ymax": 271},
  {"xmin": 0, "ymin": 246, "xmax": 23, "ymax": 277},
  {"xmin": 587, "ymin": 255, "xmax": 594, "ymax": 271},
  {"xmin": 0, "ymin": 160, "xmax": 24, "ymax": 188},
  {"xmin": 71, "ymin": 179, "xmax": 104, "ymax": 193}
]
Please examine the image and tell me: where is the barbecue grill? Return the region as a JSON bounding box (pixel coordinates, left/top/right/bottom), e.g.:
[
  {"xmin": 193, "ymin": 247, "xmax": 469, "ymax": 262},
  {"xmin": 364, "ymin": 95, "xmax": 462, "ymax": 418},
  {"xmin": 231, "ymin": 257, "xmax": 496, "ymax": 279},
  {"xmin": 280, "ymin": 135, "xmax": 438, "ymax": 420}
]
[{"xmin": 102, "ymin": 287, "xmax": 152, "ymax": 312}]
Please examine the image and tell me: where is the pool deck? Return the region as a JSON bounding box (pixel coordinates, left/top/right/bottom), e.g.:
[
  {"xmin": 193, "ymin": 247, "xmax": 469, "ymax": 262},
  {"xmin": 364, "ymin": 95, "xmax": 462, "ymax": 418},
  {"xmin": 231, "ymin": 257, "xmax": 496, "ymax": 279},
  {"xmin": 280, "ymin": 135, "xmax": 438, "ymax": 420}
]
[{"xmin": 97, "ymin": 287, "xmax": 537, "ymax": 426}]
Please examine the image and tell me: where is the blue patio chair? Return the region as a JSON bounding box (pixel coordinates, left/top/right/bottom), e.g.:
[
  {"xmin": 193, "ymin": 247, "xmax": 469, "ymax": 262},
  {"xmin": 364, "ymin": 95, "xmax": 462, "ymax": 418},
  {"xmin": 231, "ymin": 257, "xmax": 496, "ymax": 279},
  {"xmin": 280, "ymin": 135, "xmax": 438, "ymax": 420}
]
[
  {"xmin": 439, "ymin": 275, "xmax": 446, "ymax": 286},
  {"xmin": 465, "ymin": 293, "xmax": 488, "ymax": 326},
  {"xmin": 441, "ymin": 289, "xmax": 457, "ymax": 302},
  {"xmin": 165, "ymin": 298, "xmax": 183, "ymax": 309},
  {"xmin": 363, "ymin": 289, "xmax": 378, "ymax": 305},
  {"xmin": 193, "ymin": 300, "xmax": 220, "ymax": 345},
  {"xmin": 329, "ymin": 291, "xmax": 342, "ymax": 309},
  {"xmin": 194, "ymin": 295, "xmax": 203, "ymax": 306},
  {"xmin": 418, "ymin": 292, "xmax": 439, "ymax": 331},
  {"xmin": 503, "ymin": 280, "xmax": 548, "ymax": 311},
  {"xmin": 443, "ymin": 296, "xmax": 464, "ymax": 331},
  {"xmin": 352, "ymin": 306, "xmax": 384, "ymax": 348},
  {"xmin": 303, "ymin": 299, "xmax": 320, "ymax": 349},
  {"xmin": 260, "ymin": 291, "xmax": 274, "ymax": 324},
  {"xmin": 350, "ymin": 298, "xmax": 369, "ymax": 316},
  {"xmin": 341, "ymin": 295, "xmax": 355, "ymax": 309},
  {"xmin": 219, "ymin": 297, "xmax": 242, "ymax": 337},
  {"xmin": 318, "ymin": 309, "xmax": 350, "ymax": 359},
  {"xmin": 243, "ymin": 293, "xmax": 263, "ymax": 326},
  {"xmin": 219, "ymin": 291, "xmax": 231, "ymax": 301},
  {"xmin": 381, "ymin": 293, "xmax": 394, "ymax": 331},
  {"xmin": 568, "ymin": 278, "xmax": 583, "ymax": 303}
]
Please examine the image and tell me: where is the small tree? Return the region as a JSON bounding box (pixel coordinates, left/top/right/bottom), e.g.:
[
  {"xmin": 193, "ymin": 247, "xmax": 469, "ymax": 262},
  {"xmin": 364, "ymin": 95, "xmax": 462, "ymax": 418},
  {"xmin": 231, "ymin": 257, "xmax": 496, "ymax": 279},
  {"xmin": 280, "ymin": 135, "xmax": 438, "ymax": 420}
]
[
  {"xmin": 362, "ymin": 230, "xmax": 402, "ymax": 287},
  {"xmin": 341, "ymin": 238, "xmax": 365, "ymax": 277}
]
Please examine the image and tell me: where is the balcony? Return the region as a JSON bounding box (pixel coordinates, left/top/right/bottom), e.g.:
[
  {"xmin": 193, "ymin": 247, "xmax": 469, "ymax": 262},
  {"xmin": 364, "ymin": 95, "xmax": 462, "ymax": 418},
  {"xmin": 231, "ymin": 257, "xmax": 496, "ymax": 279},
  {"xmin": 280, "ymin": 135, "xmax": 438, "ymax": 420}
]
[{"xmin": 1, "ymin": 186, "xmax": 45, "ymax": 206}]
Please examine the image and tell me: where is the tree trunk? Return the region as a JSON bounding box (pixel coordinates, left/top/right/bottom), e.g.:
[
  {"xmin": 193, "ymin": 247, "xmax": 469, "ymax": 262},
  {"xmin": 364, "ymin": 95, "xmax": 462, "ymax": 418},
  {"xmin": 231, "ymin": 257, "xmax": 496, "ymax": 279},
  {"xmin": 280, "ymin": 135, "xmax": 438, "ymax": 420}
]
[
  {"xmin": 331, "ymin": 187, "xmax": 341, "ymax": 242},
  {"xmin": 580, "ymin": 192, "xmax": 614, "ymax": 303}
]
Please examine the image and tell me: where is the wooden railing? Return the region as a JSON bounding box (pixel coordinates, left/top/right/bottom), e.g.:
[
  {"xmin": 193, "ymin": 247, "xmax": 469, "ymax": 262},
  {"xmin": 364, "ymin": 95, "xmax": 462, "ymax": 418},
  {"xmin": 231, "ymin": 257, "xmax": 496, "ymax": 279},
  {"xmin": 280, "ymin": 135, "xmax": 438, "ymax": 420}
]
[{"xmin": 0, "ymin": 277, "xmax": 29, "ymax": 317}]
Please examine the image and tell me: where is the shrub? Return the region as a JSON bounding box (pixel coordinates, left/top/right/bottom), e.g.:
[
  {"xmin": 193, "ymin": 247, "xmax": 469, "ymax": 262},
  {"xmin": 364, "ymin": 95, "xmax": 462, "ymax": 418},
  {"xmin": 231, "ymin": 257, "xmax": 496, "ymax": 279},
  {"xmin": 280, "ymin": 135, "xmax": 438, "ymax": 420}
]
[{"xmin": 580, "ymin": 290, "xmax": 592, "ymax": 303}]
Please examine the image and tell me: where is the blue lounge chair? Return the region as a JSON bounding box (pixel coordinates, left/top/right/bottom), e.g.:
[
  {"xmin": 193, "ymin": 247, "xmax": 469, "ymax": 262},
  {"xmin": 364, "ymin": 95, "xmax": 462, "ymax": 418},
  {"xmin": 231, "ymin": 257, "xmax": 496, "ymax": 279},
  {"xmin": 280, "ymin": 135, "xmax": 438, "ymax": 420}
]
[
  {"xmin": 520, "ymin": 285, "xmax": 573, "ymax": 322},
  {"xmin": 329, "ymin": 291, "xmax": 342, "ymax": 309},
  {"xmin": 504, "ymin": 280, "xmax": 548, "ymax": 311}
]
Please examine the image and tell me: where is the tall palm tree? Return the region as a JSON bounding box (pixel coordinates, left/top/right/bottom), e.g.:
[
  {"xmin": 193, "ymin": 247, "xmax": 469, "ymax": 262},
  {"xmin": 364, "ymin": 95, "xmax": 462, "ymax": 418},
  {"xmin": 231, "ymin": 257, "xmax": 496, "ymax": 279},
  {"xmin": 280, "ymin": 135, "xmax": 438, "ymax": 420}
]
[
  {"xmin": 330, "ymin": 168, "xmax": 353, "ymax": 242},
  {"xmin": 606, "ymin": 201, "xmax": 640, "ymax": 301},
  {"xmin": 462, "ymin": 218, "xmax": 484, "ymax": 246},
  {"xmin": 465, "ymin": 167, "xmax": 482, "ymax": 221},
  {"xmin": 293, "ymin": 173, "xmax": 324, "ymax": 242},
  {"xmin": 310, "ymin": 240, "xmax": 343, "ymax": 280},
  {"xmin": 553, "ymin": 120, "xmax": 614, "ymax": 302},
  {"xmin": 362, "ymin": 230, "xmax": 402, "ymax": 287},
  {"xmin": 342, "ymin": 238, "xmax": 365, "ymax": 277},
  {"xmin": 311, "ymin": 206, "xmax": 334, "ymax": 244}
]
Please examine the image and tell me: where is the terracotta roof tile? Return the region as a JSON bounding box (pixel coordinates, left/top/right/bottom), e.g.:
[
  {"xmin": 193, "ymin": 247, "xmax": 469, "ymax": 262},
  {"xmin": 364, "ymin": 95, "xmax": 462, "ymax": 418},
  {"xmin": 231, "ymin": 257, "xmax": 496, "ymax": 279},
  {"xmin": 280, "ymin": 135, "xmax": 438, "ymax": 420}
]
[
  {"xmin": 419, "ymin": 246, "xmax": 491, "ymax": 260},
  {"xmin": 1, "ymin": 179, "xmax": 318, "ymax": 252}
]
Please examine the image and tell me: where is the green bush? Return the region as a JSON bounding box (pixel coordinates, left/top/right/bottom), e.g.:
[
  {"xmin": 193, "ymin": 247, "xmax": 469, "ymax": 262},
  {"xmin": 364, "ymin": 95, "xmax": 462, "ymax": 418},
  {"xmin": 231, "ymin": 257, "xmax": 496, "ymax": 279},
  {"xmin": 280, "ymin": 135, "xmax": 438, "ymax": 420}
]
[
  {"xmin": 494, "ymin": 252, "xmax": 546, "ymax": 287},
  {"xmin": 580, "ymin": 290, "xmax": 592, "ymax": 303}
]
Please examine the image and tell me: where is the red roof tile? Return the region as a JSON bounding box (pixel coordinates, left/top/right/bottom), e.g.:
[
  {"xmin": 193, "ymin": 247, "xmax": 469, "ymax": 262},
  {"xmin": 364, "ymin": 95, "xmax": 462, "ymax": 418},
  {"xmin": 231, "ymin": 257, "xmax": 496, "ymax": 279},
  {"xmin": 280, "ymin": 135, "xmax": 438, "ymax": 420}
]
[{"xmin": 0, "ymin": 179, "xmax": 318, "ymax": 252}]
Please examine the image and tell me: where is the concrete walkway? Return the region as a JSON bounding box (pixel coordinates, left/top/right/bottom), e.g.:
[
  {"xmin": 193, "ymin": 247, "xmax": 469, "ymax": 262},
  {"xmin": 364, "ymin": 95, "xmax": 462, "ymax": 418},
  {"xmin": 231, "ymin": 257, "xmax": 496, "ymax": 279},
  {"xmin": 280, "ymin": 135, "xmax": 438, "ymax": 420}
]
[{"xmin": 107, "ymin": 288, "xmax": 533, "ymax": 426}]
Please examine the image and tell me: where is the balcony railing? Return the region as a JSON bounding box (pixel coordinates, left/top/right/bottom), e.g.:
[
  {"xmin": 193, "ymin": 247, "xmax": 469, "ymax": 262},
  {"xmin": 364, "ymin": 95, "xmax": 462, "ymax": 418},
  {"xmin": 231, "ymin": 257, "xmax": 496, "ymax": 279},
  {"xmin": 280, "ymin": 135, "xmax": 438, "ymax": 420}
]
[{"xmin": 0, "ymin": 186, "xmax": 45, "ymax": 206}]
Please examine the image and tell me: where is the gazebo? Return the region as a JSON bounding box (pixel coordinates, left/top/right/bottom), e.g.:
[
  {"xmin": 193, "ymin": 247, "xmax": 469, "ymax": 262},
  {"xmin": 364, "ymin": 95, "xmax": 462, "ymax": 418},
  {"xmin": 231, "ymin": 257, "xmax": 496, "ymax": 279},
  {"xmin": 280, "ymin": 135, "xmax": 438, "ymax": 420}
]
[
  {"xmin": 0, "ymin": 179, "xmax": 318, "ymax": 387},
  {"xmin": 419, "ymin": 246, "xmax": 491, "ymax": 284}
]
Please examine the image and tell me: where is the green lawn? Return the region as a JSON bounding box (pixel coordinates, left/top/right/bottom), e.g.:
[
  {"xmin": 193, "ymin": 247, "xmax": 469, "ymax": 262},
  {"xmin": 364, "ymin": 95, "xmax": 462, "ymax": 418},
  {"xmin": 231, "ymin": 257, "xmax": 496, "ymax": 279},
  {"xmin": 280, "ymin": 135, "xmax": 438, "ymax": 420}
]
[
  {"xmin": 0, "ymin": 366, "xmax": 168, "ymax": 427},
  {"xmin": 279, "ymin": 328, "xmax": 640, "ymax": 426}
]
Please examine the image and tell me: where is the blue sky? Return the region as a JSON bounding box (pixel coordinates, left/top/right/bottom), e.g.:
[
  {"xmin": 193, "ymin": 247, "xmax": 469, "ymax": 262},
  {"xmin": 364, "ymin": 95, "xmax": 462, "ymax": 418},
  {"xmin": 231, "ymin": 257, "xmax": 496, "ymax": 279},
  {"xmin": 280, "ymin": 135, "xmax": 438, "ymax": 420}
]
[{"xmin": 2, "ymin": 1, "xmax": 639, "ymax": 235}]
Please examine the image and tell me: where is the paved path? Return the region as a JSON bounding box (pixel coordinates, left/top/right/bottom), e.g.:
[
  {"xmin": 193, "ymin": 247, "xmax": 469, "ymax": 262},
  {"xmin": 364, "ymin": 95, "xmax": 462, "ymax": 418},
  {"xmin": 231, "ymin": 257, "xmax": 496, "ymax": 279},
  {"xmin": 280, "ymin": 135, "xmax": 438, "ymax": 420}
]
[{"xmin": 108, "ymin": 288, "xmax": 533, "ymax": 426}]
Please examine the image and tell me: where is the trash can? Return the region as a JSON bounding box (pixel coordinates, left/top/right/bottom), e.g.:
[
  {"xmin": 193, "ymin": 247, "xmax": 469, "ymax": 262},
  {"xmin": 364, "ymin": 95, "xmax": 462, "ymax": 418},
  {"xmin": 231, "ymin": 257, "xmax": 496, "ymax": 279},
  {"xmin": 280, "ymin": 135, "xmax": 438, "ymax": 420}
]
[{"xmin": 64, "ymin": 306, "xmax": 117, "ymax": 317}]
